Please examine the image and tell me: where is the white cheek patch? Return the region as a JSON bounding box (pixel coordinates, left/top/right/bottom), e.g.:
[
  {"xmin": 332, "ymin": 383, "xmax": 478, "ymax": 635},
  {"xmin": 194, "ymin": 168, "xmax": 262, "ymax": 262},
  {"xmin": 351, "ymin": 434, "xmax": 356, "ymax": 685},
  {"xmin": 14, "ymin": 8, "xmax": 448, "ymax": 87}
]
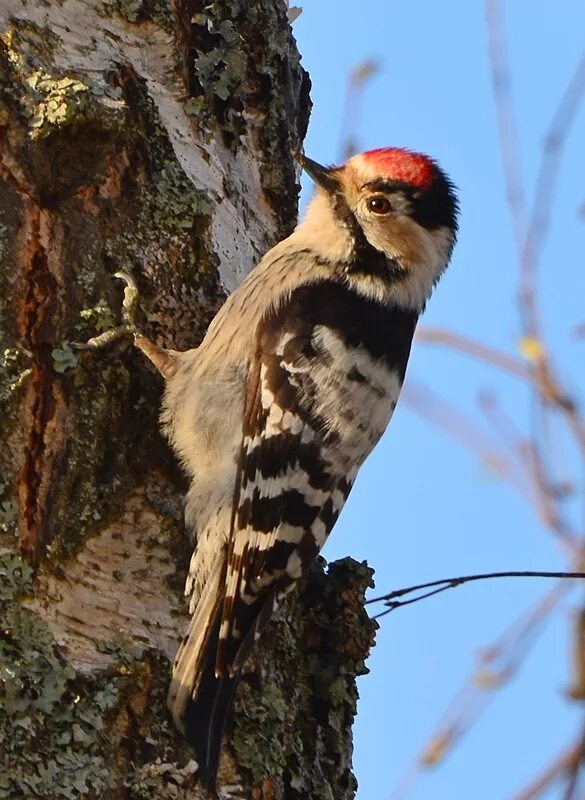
[
  {"xmin": 344, "ymin": 216, "xmax": 454, "ymax": 311},
  {"xmin": 388, "ymin": 225, "xmax": 453, "ymax": 310}
]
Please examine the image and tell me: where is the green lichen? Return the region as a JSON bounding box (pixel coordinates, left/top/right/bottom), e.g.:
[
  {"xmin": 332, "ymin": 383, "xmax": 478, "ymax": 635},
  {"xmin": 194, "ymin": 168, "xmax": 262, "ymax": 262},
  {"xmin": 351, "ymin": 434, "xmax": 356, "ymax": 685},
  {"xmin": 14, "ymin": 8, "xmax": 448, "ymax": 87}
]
[
  {"xmin": 232, "ymin": 558, "xmax": 376, "ymax": 797},
  {"xmin": 0, "ymin": 347, "xmax": 32, "ymax": 401},
  {"xmin": 5, "ymin": 20, "xmax": 60, "ymax": 65},
  {"xmin": 0, "ymin": 498, "xmax": 18, "ymax": 536},
  {"xmin": 26, "ymin": 74, "xmax": 92, "ymax": 137},
  {"xmin": 79, "ymin": 298, "xmax": 117, "ymax": 335},
  {"xmin": 0, "ymin": 553, "xmax": 118, "ymax": 799},
  {"xmin": 232, "ymin": 682, "xmax": 292, "ymax": 779},
  {"xmin": 191, "ymin": 14, "xmax": 246, "ymax": 102},
  {"xmin": 0, "ymin": 31, "xmax": 126, "ymax": 139},
  {"xmin": 0, "ymin": 553, "xmax": 180, "ymax": 799},
  {"xmin": 150, "ymin": 161, "xmax": 213, "ymax": 236}
]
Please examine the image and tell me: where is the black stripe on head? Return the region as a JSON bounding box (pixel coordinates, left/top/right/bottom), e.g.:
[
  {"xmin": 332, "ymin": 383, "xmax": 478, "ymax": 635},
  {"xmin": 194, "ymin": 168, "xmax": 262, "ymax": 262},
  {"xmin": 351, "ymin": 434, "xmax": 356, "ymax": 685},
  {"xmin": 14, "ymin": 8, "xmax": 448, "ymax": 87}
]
[{"xmin": 363, "ymin": 166, "xmax": 459, "ymax": 233}]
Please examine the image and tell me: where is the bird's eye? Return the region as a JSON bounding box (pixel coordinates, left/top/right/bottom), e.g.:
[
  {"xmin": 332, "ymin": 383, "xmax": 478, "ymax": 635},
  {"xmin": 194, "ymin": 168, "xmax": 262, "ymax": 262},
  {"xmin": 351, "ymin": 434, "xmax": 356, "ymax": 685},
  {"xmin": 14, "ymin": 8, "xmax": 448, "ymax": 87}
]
[{"xmin": 367, "ymin": 196, "xmax": 392, "ymax": 214}]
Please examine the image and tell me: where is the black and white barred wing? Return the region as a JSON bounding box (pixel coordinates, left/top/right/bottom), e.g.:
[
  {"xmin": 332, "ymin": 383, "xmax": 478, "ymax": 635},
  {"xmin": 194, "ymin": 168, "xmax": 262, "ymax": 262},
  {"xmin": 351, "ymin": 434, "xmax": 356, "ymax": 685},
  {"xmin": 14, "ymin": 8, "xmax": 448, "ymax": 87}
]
[{"xmin": 215, "ymin": 304, "xmax": 351, "ymax": 678}]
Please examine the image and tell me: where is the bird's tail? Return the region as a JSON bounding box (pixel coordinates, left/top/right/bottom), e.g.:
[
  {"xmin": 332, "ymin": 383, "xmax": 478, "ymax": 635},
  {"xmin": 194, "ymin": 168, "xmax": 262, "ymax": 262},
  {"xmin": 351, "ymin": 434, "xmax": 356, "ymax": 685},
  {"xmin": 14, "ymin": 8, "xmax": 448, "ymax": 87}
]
[{"xmin": 167, "ymin": 558, "xmax": 237, "ymax": 794}]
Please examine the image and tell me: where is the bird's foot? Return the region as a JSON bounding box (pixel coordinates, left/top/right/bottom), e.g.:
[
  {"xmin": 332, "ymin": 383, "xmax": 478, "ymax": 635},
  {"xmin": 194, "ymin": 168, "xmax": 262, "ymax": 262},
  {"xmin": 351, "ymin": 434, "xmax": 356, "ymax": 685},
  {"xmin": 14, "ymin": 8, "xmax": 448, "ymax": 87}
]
[
  {"xmin": 72, "ymin": 272, "xmax": 177, "ymax": 379},
  {"xmin": 71, "ymin": 271, "xmax": 139, "ymax": 352}
]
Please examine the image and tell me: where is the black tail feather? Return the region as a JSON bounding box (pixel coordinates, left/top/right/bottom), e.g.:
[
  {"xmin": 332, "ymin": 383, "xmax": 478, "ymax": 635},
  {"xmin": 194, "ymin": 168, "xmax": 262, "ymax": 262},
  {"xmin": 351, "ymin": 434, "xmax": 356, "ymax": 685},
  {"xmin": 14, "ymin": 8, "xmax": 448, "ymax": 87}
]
[{"xmin": 184, "ymin": 641, "xmax": 240, "ymax": 794}]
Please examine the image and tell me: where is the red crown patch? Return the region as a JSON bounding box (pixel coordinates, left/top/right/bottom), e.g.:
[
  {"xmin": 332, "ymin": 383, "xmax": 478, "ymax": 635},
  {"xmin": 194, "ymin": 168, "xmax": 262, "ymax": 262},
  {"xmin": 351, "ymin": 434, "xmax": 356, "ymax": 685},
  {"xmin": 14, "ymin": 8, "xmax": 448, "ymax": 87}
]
[{"xmin": 362, "ymin": 147, "xmax": 435, "ymax": 189}]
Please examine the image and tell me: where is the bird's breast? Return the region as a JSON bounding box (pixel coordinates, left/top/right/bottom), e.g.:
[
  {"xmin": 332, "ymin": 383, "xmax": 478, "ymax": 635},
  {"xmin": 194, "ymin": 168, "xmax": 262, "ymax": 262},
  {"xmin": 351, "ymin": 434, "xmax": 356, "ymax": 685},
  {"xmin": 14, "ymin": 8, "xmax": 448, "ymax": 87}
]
[{"xmin": 261, "ymin": 279, "xmax": 419, "ymax": 472}]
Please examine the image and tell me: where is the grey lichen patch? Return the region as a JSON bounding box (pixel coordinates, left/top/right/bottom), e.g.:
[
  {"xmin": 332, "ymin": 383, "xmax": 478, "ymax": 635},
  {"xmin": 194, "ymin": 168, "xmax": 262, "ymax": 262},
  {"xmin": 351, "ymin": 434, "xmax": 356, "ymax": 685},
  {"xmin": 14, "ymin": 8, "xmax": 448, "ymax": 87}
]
[
  {"xmin": 97, "ymin": 79, "xmax": 222, "ymax": 350},
  {"xmin": 0, "ymin": 551, "xmax": 33, "ymax": 599},
  {"xmin": 0, "ymin": 348, "xmax": 29, "ymax": 548},
  {"xmin": 182, "ymin": 3, "xmax": 247, "ymax": 145},
  {"xmin": 0, "ymin": 552, "xmax": 115, "ymax": 799},
  {"xmin": 0, "ymin": 551, "xmax": 185, "ymax": 799},
  {"xmin": 232, "ymin": 682, "xmax": 292, "ymax": 781},
  {"xmin": 149, "ymin": 161, "xmax": 213, "ymax": 237},
  {"xmin": 237, "ymin": 0, "xmax": 311, "ymax": 230},
  {"xmin": 125, "ymin": 759, "xmax": 199, "ymax": 800},
  {"xmin": 232, "ymin": 558, "xmax": 377, "ymax": 799},
  {"xmin": 51, "ymin": 342, "xmax": 78, "ymax": 374},
  {"xmin": 50, "ymin": 358, "xmax": 134, "ymax": 558},
  {"xmin": 179, "ymin": 0, "xmax": 309, "ymax": 230},
  {"xmin": 192, "ymin": 14, "xmax": 244, "ymax": 101},
  {"xmin": 0, "ymin": 223, "xmax": 9, "ymax": 260},
  {"xmin": 0, "ymin": 476, "xmax": 19, "ymax": 538}
]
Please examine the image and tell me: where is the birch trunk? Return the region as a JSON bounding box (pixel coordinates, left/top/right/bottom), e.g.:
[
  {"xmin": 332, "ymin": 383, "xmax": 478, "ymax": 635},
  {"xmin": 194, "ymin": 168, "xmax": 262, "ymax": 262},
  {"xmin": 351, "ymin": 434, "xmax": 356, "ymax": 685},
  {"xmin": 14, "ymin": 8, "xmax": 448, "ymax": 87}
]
[{"xmin": 0, "ymin": 3, "xmax": 376, "ymax": 798}]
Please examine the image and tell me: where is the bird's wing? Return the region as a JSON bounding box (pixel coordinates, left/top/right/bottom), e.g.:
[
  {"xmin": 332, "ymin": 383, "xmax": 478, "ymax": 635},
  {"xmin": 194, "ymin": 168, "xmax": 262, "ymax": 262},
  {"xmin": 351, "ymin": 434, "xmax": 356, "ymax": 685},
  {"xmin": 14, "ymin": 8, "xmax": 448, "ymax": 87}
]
[{"xmin": 215, "ymin": 292, "xmax": 352, "ymax": 677}]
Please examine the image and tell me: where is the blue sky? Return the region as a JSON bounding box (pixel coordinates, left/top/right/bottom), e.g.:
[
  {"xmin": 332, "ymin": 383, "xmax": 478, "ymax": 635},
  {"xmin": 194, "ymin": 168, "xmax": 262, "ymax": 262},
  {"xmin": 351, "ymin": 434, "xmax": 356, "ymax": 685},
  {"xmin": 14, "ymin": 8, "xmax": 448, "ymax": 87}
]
[{"xmin": 293, "ymin": 3, "xmax": 585, "ymax": 798}]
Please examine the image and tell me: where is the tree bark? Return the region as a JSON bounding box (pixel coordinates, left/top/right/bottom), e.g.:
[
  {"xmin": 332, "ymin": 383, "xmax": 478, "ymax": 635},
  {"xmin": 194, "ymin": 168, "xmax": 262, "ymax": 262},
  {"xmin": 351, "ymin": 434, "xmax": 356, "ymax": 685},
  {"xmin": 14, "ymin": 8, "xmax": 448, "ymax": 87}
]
[{"xmin": 0, "ymin": 2, "xmax": 377, "ymax": 798}]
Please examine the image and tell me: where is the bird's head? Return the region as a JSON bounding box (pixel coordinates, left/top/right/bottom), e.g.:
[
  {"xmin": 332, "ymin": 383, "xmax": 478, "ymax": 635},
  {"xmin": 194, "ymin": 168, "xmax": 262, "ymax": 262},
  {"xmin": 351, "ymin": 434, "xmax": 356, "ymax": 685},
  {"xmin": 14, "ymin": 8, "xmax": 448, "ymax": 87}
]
[{"xmin": 294, "ymin": 147, "xmax": 459, "ymax": 310}]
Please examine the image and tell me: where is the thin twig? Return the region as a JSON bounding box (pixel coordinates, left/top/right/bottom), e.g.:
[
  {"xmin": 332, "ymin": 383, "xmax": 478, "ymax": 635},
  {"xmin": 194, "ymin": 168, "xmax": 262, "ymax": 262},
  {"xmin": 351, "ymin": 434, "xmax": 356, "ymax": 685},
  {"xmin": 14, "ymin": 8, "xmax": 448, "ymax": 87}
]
[
  {"xmin": 478, "ymin": 390, "xmax": 530, "ymax": 470},
  {"xmin": 416, "ymin": 327, "xmax": 529, "ymax": 381},
  {"xmin": 402, "ymin": 381, "xmax": 526, "ymax": 494},
  {"xmin": 520, "ymin": 50, "xmax": 585, "ymax": 337},
  {"xmin": 367, "ymin": 571, "xmax": 585, "ymax": 613},
  {"xmin": 417, "ymin": 327, "xmax": 585, "ymax": 457},
  {"xmin": 477, "ymin": 391, "xmax": 578, "ymax": 549},
  {"xmin": 485, "ymin": 0, "xmax": 525, "ymax": 251},
  {"xmin": 338, "ymin": 60, "xmax": 381, "ymax": 161},
  {"xmin": 510, "ymin": 740, "xmax": 583, "ymax": 800},
  {"xmin": 563, "ymin": 718, "xmax": 585, "ymax": 800},
  {"xmin": 390, "ymin": 582, "xmax": 570, "ymax": 799}
]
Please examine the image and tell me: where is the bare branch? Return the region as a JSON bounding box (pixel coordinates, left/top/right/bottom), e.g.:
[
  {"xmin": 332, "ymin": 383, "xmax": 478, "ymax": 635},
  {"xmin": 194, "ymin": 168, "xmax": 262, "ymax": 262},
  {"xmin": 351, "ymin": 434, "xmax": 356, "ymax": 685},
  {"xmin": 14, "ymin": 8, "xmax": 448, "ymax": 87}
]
[
  {"xmin": 390, "ymin": 582, "xmax": 570, "ymax": 798},
  {"xmin": 338, "ymin": 60, "xmax": 381, "ymax": 160},
  {"xmin": 367, "ymin": 570, "xmax": 585, "ymax": 613},
  {"xmin": 416, "ymin": 327, "xmax": 529, "ymax": 380},
  {"xmin": 403, "ymin": 381, "xmax": 540, "ymax": 507},
  {"xmin": 520, "ymin": 50, "xmax": 585, "ymax": 336},
  {"xmin": 562, "ymin": 718, "xmax": 585, "ymax": 800},
  {"xmin": 510, "ymin": 739, "xmax": 584, "ymax": 800},
  {"xmin": 484, "ymin": 0, "xmax": 526, "ymax": 251}
]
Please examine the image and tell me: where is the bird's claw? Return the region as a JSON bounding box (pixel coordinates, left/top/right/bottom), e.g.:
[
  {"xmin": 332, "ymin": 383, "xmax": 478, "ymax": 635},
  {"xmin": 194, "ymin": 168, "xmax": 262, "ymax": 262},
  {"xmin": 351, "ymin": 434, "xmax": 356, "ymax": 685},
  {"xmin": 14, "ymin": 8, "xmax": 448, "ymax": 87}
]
[{"xmin": 71, "ymin": 272, "xmax": 139, "ymax": 352}]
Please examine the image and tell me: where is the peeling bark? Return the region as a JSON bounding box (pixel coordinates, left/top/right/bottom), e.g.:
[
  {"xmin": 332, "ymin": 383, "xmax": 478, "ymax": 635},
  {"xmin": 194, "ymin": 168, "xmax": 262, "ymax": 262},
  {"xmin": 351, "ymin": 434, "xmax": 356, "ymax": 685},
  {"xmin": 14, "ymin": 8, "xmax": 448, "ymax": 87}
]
[{"xmin": 0, "ymin": 3, "xmax": 376, "ymax": 799}]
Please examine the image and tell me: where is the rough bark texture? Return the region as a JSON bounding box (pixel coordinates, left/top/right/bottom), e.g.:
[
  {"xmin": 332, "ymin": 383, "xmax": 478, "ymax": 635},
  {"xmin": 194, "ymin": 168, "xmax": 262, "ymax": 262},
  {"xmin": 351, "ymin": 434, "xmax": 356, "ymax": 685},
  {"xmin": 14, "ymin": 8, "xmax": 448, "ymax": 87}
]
[{"xmin": 0, "ymin": 2, "xmax": 377, "ymax": 798}]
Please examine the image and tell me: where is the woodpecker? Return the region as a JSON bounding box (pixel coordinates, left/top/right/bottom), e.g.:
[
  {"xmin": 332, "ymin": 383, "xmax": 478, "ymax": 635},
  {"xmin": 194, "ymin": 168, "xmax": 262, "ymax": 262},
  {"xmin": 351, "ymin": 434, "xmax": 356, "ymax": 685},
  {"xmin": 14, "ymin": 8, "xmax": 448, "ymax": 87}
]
[{"xmin": 136, "ymin": 147, "xmax": 458, "ymax": 790}]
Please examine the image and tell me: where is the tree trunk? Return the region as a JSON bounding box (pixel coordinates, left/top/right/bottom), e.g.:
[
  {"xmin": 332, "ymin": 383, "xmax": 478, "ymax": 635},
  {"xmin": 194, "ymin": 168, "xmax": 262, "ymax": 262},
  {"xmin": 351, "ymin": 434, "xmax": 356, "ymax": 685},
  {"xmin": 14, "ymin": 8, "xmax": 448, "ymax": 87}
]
[{"xmin": 0, "ymin": 2, "xmax": 376, "ymax": 798}]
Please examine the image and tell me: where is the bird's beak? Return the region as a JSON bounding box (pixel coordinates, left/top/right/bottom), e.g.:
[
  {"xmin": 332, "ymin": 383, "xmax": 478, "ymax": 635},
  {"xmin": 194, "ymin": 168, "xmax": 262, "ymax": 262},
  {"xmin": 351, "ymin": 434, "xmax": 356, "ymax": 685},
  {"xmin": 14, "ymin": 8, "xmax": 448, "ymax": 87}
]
[{"xmin": 293, "ymin": 151, "xmax": 339, "ymax": 194}]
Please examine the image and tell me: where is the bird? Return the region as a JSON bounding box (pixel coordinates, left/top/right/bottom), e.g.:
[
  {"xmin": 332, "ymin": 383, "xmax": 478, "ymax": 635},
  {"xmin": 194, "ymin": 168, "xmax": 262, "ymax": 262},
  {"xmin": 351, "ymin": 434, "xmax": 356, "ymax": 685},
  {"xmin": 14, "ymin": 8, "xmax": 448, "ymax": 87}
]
[{"xmin": 133, "ymin": 146, "xmax": 459, "ymax": 791}]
